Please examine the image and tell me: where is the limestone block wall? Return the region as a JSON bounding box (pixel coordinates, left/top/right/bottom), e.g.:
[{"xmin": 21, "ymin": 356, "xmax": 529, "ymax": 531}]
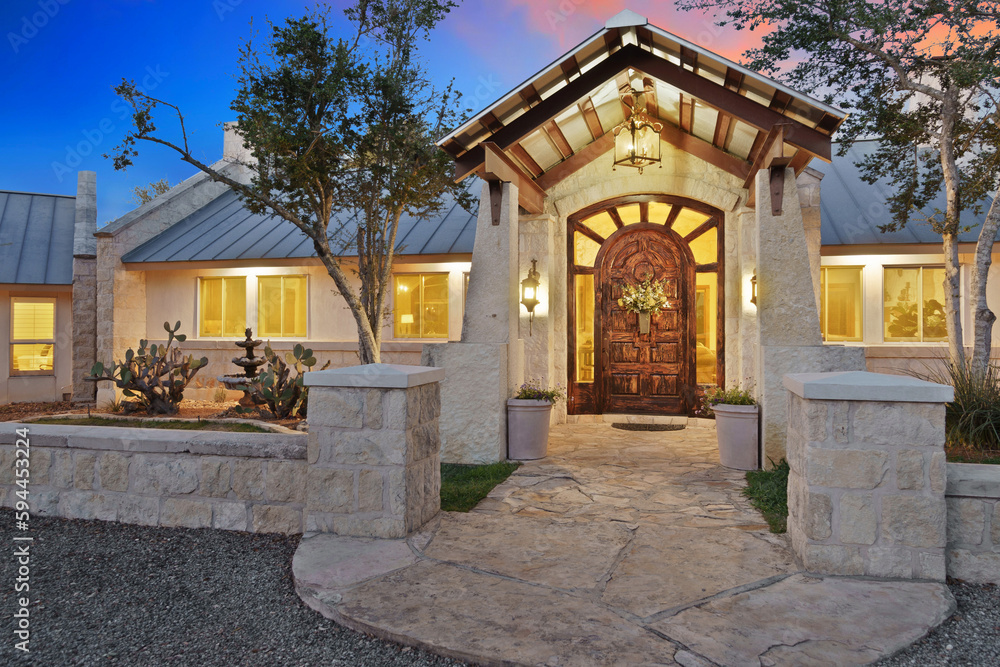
[
  {"xmin": 0, "ymin": 426, "xmax": 308, "ymax": 534},
  {"xmin": 303, "ymin": 364, "xmax": 442, "ymax": 538},
  {"xmin": 785, "ymin": 372, "xmax": 953, "ymax": 581},
  {"xmin": 71, "ymin": 257, "xmax": 97, "ymax": 402},
  {"xmin": 945, "ymin": 463, "xmax": 1000, "ymax": 583}
]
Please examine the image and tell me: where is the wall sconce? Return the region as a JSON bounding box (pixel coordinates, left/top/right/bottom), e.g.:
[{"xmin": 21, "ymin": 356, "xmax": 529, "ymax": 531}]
[
  {"xmin": 750, "ymin": 272, "xmax": 758, "ymax": 307},
  {"xmin": 520, "ymin": 259, "xmax": 540, "ymax": 335}
]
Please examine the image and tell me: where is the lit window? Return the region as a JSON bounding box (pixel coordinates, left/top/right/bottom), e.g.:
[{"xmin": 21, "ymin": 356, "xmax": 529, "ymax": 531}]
[
  {"xmin": 394, "ymin": 273, "xmax": 449, "ymax": 338},
  {"xmin": 883, "ymin": 266, "xmax": 947, "ymax": 342},
  {"xmin": 821, "ymin": 267, "xmax": 863, "ymax": 342},
  {"xmin": 575, "ymin": 274, "xmax": 595, "ymax": 383},
  {"xmin": 11, "ymin": 297, "xmax": 55, "ymax": 375},
  {"xmin": 199, "ymin": 277, "xmax": 246, "ymax": 338},
  {"xmin": 258, "ymin": 275, "xmax": 307, "ymax": 338}
]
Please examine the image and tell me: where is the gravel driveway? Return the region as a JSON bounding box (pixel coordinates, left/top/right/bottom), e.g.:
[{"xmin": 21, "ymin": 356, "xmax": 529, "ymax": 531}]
[
  {"xmin": 0, "ymin": 509, "xmax": 463, "ymax": 666},
  {"xmin": 2, "ymin": 509, "xmax": 997, "ymax": 666}
]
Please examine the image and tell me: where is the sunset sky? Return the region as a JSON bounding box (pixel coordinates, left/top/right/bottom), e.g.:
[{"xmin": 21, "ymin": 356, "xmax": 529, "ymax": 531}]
[{"xmin": 0, "ymin": 0, "xmax": 762, "ymax": 222}]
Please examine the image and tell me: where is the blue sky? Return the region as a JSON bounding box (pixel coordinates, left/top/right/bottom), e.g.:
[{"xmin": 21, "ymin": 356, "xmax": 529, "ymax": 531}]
[{"xmin": 0, "ymin": 0, "xmax": 749, "ymax": 224}]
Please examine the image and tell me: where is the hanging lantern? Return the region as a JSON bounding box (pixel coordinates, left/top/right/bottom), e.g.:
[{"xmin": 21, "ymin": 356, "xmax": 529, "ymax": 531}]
[
  {"xmin": 520, "ymin": 259, "xmax": 541, "ymax": 335},
  {"xmin": 612, "ymin": 74, "xmax": 662, "ymax": 174}
]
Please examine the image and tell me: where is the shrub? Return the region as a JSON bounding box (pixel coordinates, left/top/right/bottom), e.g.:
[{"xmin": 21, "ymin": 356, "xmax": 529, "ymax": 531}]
[
  {"xmin": 916, "ymin": 360, "xmax": 1000, "ymax": 450},
  {"xmin": 513, "ymin": 379, "xmax": 564, "ymax": 404},
  {"xmin": 88, "ymin": 322, "xmax": 207, "ymax": 415}
]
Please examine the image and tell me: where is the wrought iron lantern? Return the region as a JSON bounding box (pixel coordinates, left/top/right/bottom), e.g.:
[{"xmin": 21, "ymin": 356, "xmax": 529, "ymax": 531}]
[
  {"xmin": 520, "ymin": 259, "xmax": 541, "ymax": 335},
  {"xmin": 612, "ymin": 71, "xmax": 663, "ymax": 174},
  {"xmin": 750, "ymin": 273, "xmax": 758, "ymax": 306}
]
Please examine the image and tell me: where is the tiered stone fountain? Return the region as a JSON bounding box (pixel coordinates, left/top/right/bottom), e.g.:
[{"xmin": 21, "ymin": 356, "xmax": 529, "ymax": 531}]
[{"xmin": 217, "ymin": 328, "xmax": 267, "ymax": 406}]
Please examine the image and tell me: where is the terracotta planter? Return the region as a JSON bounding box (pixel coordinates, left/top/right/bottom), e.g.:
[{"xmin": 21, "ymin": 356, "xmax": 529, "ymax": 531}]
[
  {"xmin": 637, "ymin": 311, "xmax": 651, "ymax": 334},
  {"xmin": 507, "ymin": 399, "xmax": 554, "ymax": 460},
  {"xmin": 713, "ymin": 403, "xmax": 759, "ymax": 470}
]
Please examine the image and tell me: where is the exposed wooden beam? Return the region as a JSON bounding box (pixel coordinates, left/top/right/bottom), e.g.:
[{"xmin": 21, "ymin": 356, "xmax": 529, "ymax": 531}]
[
  {"xmin": 607, "ymin": 207, "xmax": 625, "ymax": 229},
  {"xmin": 603, "ymin": 27, "xmax": 621, "ymax": 53},
  {"xmin": 520, "ymin": 83, "xmax": 542, "ymax": 108},
  {"xmin": 680, "ymin": 45, "xmax": 699, "ymax": 71},
  {"xmin": 508, "ymin": 143, "xmax": 543, "ymax": 178},
  {"xmin": 660, "ymin": 122, "xmax": 751, "ymax": 181},
  {"xmin": 580, "ymin": 98, "xmax": 604, "ymax": 141},
  {"xmin": 817, "ymin": 112, "xmax": 842, "ymax": 135},
  {"xmin": 440, "ymin": 139, "xmax": 465, "ymax": 158},
  {"xmin": 724, "ymin": 67, "xmax": 744, "ymax": 92},
  {"xmin": 544, "ymin": 120, "xmax": 573, "ymax": 159},
  {"xmin": 742, "ymin": 124, "xmax": 791, "ymax": 190},
  {"xmin": 713, "ymin": 112, "xmax": 733, "ymax": 148},
  {"xmin": 769, "ymin": 90, "xmax": 792, "ymax": 114},
  {"xmin": 642, "ymin": 76, "xmax": 659, "ymax": 119},
  {"xmin": 790, "ymin": 150, "xmax": 813, "ymax": 175},
  {"xmin": 561, "ymin": 56, "xmax": 582, "ymax": 83},
  {"xmin": 534, "ymin": 132, "xmax": 614, "ymax": 191},
  {"xmin": 481, "ymin": 142, "xmax": 545, "ymax": 214},
  {"xmin": 639, "ymin": 201, "xmax": 649, "ymax": 222},
  {"xmin": 480, "ymin": 111, "xmax": 504, "ymax": 133},
  {"xmin": 452, "ymin": 45, "xmax": 832, "ymax": 181},
  {"xmin": 679, "ymin": 93, "xmax": 694, "ymax": 133}
]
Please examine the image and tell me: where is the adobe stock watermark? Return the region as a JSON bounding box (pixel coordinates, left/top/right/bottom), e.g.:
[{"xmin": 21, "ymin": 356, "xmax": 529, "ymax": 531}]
[
  {"xmin": 12, "ymin": 425, "xmax": 33, "ymax": 654},
  {"xmin": 51, "ymin": 65, "xmax": 170, "ymax": 183},
  {"xmin": 7, "ymin": 0, "xmax": 71, "ymax": 54},
  {"xmin": 213, "ymin": 0, "xmax": 243, "ymax": 21},
  {"xmin": 464, "ymin": 74, "xmax": 503, "ymax": 115}
]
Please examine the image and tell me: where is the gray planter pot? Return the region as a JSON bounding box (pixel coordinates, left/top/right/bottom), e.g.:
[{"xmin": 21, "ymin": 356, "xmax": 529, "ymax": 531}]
[
  {"xmin": 713, "ymin": 403, "xmax": 759, "ymax": 470},
  {"xmin": 507, "ymin": 399, "xmax": 554, "ymax": 460}
]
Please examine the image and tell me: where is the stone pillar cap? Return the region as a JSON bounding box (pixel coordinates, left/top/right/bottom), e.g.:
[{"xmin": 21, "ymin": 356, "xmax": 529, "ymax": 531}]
[
  {"xmin": 783, "ymin": 371, "xmax": 954, "ymax": 403},
  {"xmin": 304, "ymin": 363, "xmax": 444, "ymax": 389}
]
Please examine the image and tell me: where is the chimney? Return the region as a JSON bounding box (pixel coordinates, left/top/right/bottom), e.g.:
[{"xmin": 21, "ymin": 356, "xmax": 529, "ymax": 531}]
[
  {"xmin": 74, "ymin": 171, "xmax": 97, "ymax": 258},
  {"xmin": 223, "ymin": 121, "xmax": 254, "ymax": 164}
]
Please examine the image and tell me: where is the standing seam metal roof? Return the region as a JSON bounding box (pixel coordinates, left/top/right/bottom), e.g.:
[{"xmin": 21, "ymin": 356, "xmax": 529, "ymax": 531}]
[
  {"xmin": 121, "ymin": 186, "xmax": 479, "ymax": 264},
  {"xmin": 0, "ymin": 191, "xmax": 76, "ymax": 285}
]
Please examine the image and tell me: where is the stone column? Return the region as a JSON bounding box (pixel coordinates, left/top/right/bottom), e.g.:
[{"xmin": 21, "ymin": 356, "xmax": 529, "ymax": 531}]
[
  {"xmin": 72, "ymin": 171, "xmax": 98, "ymax": 402},
  {"xmin": 423, "ymin": 181, "xmax": 524, "ymax": 463},
  {"xmin": 784, "ymin": 371, "xmax": 953, "ymax": 580},
  {"xmin": 518, "ymin": 213, "xmax": 559, "ymax": 421},
  {"xmin": 755, "ymin": 169, "xmax": 866, "ymax": 464},
  {"xmin": 303, "ymin": 363, "xmax": 442, "ymax": 538}
]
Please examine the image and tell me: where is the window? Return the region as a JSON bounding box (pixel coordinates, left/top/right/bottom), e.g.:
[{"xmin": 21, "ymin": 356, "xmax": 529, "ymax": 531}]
[
  {"xmin": 11, "ymin": 297, "xmax": 55, "ymax": 375},
  {"xmin": 394, "ymin": 273, "xmax": 449, "ymax": 338},
  {"xmin": 821, "ymin": 267, "xmax": 863, "ymax": 342},
  {"xmin": 883, "ymin": 266, "xmax": 947, "ymax": 342},
  {"xmin": 258, "ymin": 275, "xmax": 307, "ymax": 338},
  {"xmin": 199, "ymin": 277, "xmax": 246, "ymax": 338}
]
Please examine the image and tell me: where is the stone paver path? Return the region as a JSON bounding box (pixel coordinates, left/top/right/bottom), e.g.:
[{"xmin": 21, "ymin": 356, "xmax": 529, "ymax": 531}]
[{"xmin": 294, "ymin": 423, "xmax": 954, "ymax": 666}]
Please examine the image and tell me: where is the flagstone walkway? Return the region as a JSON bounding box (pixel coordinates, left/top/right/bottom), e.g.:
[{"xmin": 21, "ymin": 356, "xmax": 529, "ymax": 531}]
[{"xmin": 294, "ymin": 423, "xmax": 954, "ymax": 666}]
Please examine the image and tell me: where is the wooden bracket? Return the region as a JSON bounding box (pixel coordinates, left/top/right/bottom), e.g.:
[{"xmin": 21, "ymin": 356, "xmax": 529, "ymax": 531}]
[
  {"xmin": 768, "ymin": 157, "xmax": 792, "ymax": 216},
  {"xmin": 489, "ymin": 180, "xmax": 503, "ymax": 225}
]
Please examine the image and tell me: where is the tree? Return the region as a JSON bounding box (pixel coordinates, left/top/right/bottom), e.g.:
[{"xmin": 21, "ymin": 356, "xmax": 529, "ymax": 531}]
[
  {"xmin": 107, "ymin": 0, "xmax": 469, "ymax": 364},
  {"xmin": 130, "ymin": 177, "xmax": 172, "ymax": 205},
  {"xmin": 680, "ymin": 0, "xmax": 1000, "ymax": 371}
]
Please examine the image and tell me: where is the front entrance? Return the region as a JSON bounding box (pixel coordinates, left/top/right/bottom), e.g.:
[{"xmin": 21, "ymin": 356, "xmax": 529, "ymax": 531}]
[
  {"xmin": 567, "ymin": 195, "xmax": 724, "ymax": 415},
  {"xmin": 597, "ymin": 224, "xmax": 694, "ymax": 413}
]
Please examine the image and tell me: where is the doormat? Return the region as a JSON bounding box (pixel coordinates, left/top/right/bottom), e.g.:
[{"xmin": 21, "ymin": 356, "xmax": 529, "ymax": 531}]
[{"xmin": 611, "ymin": 423, "xmax": 685, "ymax": 432}]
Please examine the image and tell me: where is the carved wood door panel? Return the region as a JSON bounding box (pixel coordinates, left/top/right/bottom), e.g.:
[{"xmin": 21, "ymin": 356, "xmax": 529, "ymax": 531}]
[{"xmin": 596, "ymin": 225, "xmax": 695, "ymax": 414}]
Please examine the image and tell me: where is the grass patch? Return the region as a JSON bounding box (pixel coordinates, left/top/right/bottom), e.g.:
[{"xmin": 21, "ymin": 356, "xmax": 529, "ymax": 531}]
[
  {"xmin": 31, "ymin": 417, "xmax": 269, "ymax": 433},
  {"xmin": 743, "ymin": 459, "xmax": 789, "ymax": 533},
  {"xmin": 441, "ymin": 461, "xmax": 520, "ymax": 512}
]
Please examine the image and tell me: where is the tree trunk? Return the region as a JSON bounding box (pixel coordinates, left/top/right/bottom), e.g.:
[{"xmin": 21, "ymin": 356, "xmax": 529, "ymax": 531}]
[
  {"xmin": 942, "ymin": 232, "xmax": 965, "ymax": 368},
  {"xmin": 970, "ymin": 191, "xmax": 1000, "ymax": 374},
  {"xmin": 938, "ymin": 88, "xmax": 965, "ymax": 369}
]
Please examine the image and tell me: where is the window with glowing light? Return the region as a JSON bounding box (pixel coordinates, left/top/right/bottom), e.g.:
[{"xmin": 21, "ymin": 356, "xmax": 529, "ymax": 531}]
[
  {"xmin": 11, "ymin": 297, "xmax": 55, "ymax": 375},
  {"xmin": 820, "ymin": 267, "xmax": 863, "ymax": 342},
  {"xmin": 394, "ymin": 273, "xmax": 449, "ymax": 338},
  {"xmin": 199, "ymin": 277, "xmax": 247, "ymax": 338},
  {"xmin": 883, "ymin": 266, "xmax": 947, "ymax": 342},
  {"xmin": 258, "ymin": 275, "xmax": 307, "ymax": 338}
]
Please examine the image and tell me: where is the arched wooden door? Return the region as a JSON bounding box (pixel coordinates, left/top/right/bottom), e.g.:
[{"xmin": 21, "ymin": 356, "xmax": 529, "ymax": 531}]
[{"xmin": 595, "ymin": 224, "xmax": 696, "ymax": 413}]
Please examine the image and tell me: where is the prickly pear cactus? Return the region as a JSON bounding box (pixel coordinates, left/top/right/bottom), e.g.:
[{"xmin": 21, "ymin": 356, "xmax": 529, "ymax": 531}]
[
  {"xmin": 88, "ymin": 321, "xmax": 208, "ymax": 415},
  {"xmin": 247, "ymin": 342, "xmax": 327, "ymax": 418}
]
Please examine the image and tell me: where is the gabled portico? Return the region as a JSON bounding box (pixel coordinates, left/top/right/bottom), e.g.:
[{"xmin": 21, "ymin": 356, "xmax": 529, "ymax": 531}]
[{"xmin": 431, "ymin": 9, "xmax": 866, "ymax": 465}]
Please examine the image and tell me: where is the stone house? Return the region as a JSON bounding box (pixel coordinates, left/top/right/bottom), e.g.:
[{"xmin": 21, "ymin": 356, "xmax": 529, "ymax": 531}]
[
  {"xmin": 4, "ymin": 10, "xmax": 996, "ymax": 466},
  {"xmin": 0, "ymin": 172, "xmax": 96, "ymax": 404}
]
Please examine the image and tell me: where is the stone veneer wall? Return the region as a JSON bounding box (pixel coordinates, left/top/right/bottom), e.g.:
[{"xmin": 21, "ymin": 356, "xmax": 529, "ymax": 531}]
[
  {"xmin": 0, "ymin": 426, "xmax": 308, "ymax": 534},
  {"xmin": 946, "ymin": 463, "xmax": 1000, "ymax": 583},
  {"xmin": 785, "ymin": 372, "xmax": 952, "ymax": 581}
]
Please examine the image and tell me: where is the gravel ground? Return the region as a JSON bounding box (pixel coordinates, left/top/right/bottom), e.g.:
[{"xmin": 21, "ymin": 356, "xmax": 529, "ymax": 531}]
[
  {"xmin": 875, "ymin": 580, "xmax": 1000, "ymax": 666},
  {"xmin": 0, "ymin": 509, "xmax": 464, "ymax": 666},
  {"xmin": 2, "ymin": 509, "xmax": 997, "ymax": 666}
]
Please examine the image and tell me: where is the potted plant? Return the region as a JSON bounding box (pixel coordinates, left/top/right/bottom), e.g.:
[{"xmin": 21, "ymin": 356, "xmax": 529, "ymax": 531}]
[
  {"xmin": 618, "ymin": 277, "xmax": 669, "ymax": 334},
  {"xmin": 507, "ymin": 380, "xmax": 564, "ymax": 460},
  {"xmin": 703, "ymin": 385, "xmax": 759, "ymax": 470}
]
